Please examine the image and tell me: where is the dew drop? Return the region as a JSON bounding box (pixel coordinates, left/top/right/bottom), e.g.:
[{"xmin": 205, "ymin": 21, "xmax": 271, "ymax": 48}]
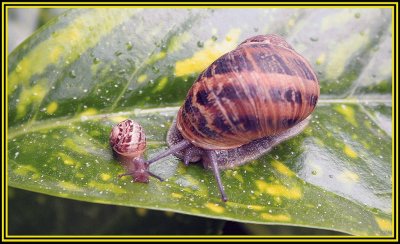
[
  {"xmin": 126, "ymin": 41, "xmax": 133, "ymax": 51},
  {"xmin": 197, "ymin": 41, "xmax": 204, "ymax": 48},
  {"xmin": 69, "ymin": 70, "xmax": 76, "ymax": 78},
  {"xmin": 114, "ymin": 50, "xmax": 123, "ymax": 56},
  {"xmin": 211, "ymin": 35, "xmax": 218, "ymax": 41}
]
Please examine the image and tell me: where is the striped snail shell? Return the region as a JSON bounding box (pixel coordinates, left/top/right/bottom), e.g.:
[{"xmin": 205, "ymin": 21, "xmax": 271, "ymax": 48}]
[
  {"xmin": 146, "ymin": 34, "xmax": 320, "ymax": 201},
  {"xmin": 178, "ymin": 34, "xmax": 319, "ymax": 150},
  {"xmin": 110, "ymin": 119, "xmax": 146, "ymax": 158},
  {"xmin": 110, "ymin": 119, "xmax": 162, "ymax": 183}
]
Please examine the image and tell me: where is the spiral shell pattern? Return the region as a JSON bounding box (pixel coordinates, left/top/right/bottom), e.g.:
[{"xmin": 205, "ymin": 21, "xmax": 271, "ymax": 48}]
[
  {"xmin": 177, "ymin": 34, "xmax": 320, "ymax": 150},
  {"xmin": 110, "ymin": 119, "xmax": 146, "ymax": 157}
]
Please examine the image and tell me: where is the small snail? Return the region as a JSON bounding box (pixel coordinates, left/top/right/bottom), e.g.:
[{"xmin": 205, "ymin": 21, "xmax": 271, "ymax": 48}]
[
  {"xmin": 110, "ymin": 119, "xmax": 161, "ymax": 183},
  {"xmin": 145, "ymin": 34, "xmax": 320, "ymax": 202}
]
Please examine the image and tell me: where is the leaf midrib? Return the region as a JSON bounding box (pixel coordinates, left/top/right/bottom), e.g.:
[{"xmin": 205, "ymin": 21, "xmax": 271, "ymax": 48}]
[{"xmin": 8, "ymin": 96, "xmax": 392, "ymax": 140}]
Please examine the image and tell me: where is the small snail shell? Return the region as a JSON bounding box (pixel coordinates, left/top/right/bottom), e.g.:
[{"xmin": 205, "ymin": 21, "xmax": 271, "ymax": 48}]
[
  {"xmin": 110, "ymin": 119, "xmax": 146, "ymax": 157},
  {"xmin": 110, "ymin": 119, "xmax": 150, "ymax": 183},
  {"xmin": 146, "ymin": 34, "xmax": 320, "ymax": 201}
]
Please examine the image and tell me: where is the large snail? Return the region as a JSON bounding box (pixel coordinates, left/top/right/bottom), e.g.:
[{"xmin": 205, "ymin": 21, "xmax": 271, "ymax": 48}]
[{"xmin": 113, "ymin": 34, "xmax": 320, "ymax": 202}]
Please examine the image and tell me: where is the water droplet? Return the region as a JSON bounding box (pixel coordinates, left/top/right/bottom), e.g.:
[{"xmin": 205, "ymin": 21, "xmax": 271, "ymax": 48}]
[
  {"xmin": 197, "ymin": 41, "xmax": 204, "ymax": 48},
  {"xmin": 354, "ymin": 12, "xmax": 361, "ymax": 19},
  {"xmin": 152, "ymin": 66, "xmax": 160, "ymax": 73},
  {"xmin": 69, "ymin": 70, "xmax": 76, "ymax": 78},
  {"xmin": 93, "ymin": 57, "xmax": 100, "ymax": 64},
  {"xmin": 126, "ymin": 41, "xmax": 133, "ymax": 51},
  {"xmin": 312, "ymin": 170, "xmax": 317, "ymax": 175},
  {"xmin": 83, "ymin": 89, "xmax": 88, "ymax": 93},
  {"xmin": 211, "ymin": 35, "xmax": 218, "ymax": 41},
  {"xmin": 310, "ymin": 37, "xmax": 319, "ymax": 42},
  {"xmin": 253, "ymin": 27, "xmax": 259, "ymax": 32},
  {"xmin": 114, "ymin": 50, "xmax": 123, "ymax": 56}
]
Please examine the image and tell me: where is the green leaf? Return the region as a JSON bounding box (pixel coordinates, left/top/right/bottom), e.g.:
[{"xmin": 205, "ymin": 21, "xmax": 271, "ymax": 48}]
[{"xmin": 8, "ymin": 8, "xmax": 392, "ymax": 236}]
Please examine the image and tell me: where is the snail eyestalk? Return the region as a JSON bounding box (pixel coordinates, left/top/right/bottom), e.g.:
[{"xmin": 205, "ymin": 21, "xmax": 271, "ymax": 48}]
[
  {"xmin": 117, "ymin": 160, "xmax": 164, "ymax": 182},
  {"xmin": 146, "ymin": 140, "xmax": 191, "ymax": 165},
  {"xmin": 206, "ymin": 150, "xmax": 228, "ymax": 202}
]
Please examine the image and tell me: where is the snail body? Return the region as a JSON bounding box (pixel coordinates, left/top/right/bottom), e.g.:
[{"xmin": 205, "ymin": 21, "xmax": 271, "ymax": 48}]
[
  {"xmin": 110, "ymin": 119, "xmax": 160, "ymax": 183},
  {"xmin": 147, "ymin": 34, "xmax": 320, "ymax": 201}
]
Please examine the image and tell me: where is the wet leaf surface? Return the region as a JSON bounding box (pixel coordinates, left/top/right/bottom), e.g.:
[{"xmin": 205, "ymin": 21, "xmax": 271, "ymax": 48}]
[{"xmin": 8, "ymin": 8, "xmax": 392, "ymax": 236}]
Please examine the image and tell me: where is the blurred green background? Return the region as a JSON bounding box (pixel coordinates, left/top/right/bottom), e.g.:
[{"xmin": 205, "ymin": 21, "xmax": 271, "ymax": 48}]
[{"xmin": 7, "ymin": 8, "xmax": 353, "ymax": 236}]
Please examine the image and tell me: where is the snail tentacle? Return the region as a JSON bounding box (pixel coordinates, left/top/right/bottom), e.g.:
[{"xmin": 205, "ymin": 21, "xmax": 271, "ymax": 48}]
[
  {"xmin": 206, "ymin": 150, "xmax": 228, "ymax": 202},
  {"xmin": 147, "ymin": 139, "xmax": 191, "ymax": 165}
]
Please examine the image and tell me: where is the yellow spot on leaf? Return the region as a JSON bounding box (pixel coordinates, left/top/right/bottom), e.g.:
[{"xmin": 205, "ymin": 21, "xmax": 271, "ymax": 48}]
[
  {"xmin": 63, "ymin": 138, "xmax": 92, "ymax": 156},
  {"xmin": 16, "ymin": 83, "xmax": 47, "ymax": 119},
  {"xmin": 58, "ymin": 152, "xmax": 79, "ymax": 166},
  {"xmin": 174, "ymin": 28, "xmax": 241, "ymax": 76},
  {"xmin": 261, "ymin": 213, "xmax": 291, "ymax": 222},
  {"xmin": 146, "ymin": 51, "xmax": 166, "ymax": 65},
  {"xmin": 49, "ymin": 46, "xmax": 64, "ymax": 63},
  {"xmin": 338, "ymin": 170, "xmax": 360, "ymax": 183},
  {"xmin": 46, "ymin": 102, "xmax": 58, "ymax": 114},
  {"xmin": 256, "ymin": 180, "xmax": 302, "ymax": 200},
  {"xmin": 375, "ymin": 217, "xmax": 392, "ymax": 232},
  {"xmin": 9, "ymin": 9, "xmax": 138, "ymax": 94},
  {"xmin": 321, "ymin": 10, "xmax": 355, "ymax": 32},
  {"xmin": 14, "ymin": 165, "xmax": 39, "ymax": 176},
  {"xmin": 248, "ymin": 205, "xmax": 265, "ymax": 211},
  {"xmin": 325, "ymin": 31, "xmax": 370, "ymax": 80},
  {"xmin": 271, "ymin": 160, "xmax": 295, "ymax": 177},
  {"xmin": 344, "ymin": 144, "xmax": 358, "ymax": 158},
  {"xmin": 171, "ymin": 193, "xmax": 183, "ymax": 199},
  {"xmin": 80, "ymin": 108, "xmax": 98, "ymax": 116},
  {"xmin": 153, "ymin": 77, "xmax": 168, "ymax": 93},
  {"xmin": 100, "ymin": 173, "xmax": 111, "ymax": 181},
  {"xmin": 205, "ymin": 203, "xmax": 225, "ymax": 214},
  {"xmin": 287, "ymin": 18, "xmax": 295, "ymax": 28},
  {"xmin": 231, "ymin": 170, "xmax": 244, "ymax": 183},
  {"xmin": 88, "ymin": 181, "xmax": 126, "ymax": 194},
  {"xmin": 167, "ymin": 32, "xmax": 191, "ymax": 53},
  {"xmin": 334, "ymin": 104, "xmax": 358, "ymax": 127},
  {"xmin": 136, "ymin": 208, "xmax": 148, "ymax": 217},
  {"xmin": 316, "ymin": 53, "xmax": 326, "ymax": 65},
  {"xmin": 59, "ymin": 181, "xmax": 81, "ymax": 192},
  {"xmin": 137, "ymin": 74, "xmax": 148, "ymax": 83}
]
